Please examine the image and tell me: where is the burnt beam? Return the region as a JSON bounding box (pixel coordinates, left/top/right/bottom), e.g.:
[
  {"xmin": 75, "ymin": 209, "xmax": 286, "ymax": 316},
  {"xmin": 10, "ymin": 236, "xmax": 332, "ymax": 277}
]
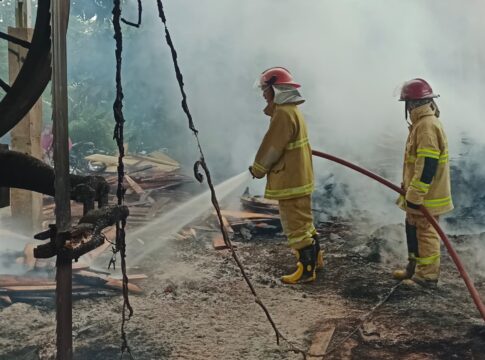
[
  {"xmin": 0, "ymin": 149, "xmax": 110, "ymax": 203},
  {"xmin": 0, "ymin": 31, "xmax": 31, "ymax": 49},
  {"xmin": 0, "ymin": 79, "xmax": 10, "ymax": 93}
]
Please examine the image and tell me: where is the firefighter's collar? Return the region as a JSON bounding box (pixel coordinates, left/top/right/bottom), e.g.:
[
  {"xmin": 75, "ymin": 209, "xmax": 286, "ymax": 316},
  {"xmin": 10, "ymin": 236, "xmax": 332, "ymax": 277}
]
[{"xmin": 410, "ymin": 103, "xmax": 436, "ymax": 124}]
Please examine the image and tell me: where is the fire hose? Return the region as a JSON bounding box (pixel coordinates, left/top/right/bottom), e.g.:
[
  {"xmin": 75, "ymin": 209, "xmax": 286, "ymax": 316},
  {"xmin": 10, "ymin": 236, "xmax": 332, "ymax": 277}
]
[{"xmin": 312, "ymin": 149, "xmax": 485, "ymax": 322}]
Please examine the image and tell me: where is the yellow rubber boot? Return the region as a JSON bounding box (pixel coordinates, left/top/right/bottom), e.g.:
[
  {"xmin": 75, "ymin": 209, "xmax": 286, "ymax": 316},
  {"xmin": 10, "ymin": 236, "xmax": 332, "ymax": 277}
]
[
  {"xmin": 281, "ymin": 244, "xmax": 317, "ymax": 284},
  {"xmin": 392, "ymin": 260, "xmax": 416, "ymax": 280},
  {"xmin": 402, "ymin": 275, "xmax": 438, "ymax": 288}
]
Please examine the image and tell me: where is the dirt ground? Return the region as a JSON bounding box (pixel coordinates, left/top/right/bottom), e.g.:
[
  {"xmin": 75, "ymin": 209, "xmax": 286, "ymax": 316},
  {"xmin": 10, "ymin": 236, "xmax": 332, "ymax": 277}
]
[{"xmin": 1, "ymin": 214, "xmax": 485, "ymax": 360}]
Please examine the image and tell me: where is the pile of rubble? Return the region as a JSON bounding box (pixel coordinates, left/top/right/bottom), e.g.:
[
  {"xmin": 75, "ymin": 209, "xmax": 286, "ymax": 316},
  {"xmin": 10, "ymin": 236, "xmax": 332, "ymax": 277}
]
[
  {"xmin": 0, "ymin": 269, "xmax": 145, "ymax": 306},
  {"xmin": 43, "ymin": 151, "xmax": 193, "ymax": 226},
  {"xmin": 1, "ymin": 151, "xmax": 194, "ymax": 306},
  {"xmin": 206, "ymin": 189, "xmax": 282, "ymax": 249}
]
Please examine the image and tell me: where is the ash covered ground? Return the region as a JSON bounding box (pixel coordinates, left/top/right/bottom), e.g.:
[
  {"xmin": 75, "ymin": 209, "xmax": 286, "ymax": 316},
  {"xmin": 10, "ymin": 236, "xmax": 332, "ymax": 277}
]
[{"xmin": 1, "ymin": 209, "xmax": 484, "ymax": 360}]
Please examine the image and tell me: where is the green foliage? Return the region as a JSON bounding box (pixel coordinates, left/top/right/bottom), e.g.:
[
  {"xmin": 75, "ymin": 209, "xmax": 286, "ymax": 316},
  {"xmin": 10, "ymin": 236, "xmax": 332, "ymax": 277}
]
[
  {"xmin": 68, "ymin": 79, "xmax": 116, "ymax": 151},
  {"xmin": 0, "ymin": 1, "xmax": 189, "ymax": 159}
]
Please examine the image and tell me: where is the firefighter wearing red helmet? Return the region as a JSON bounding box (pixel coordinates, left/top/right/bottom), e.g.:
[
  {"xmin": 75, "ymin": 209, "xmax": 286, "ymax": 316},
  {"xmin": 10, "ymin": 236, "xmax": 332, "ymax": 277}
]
[
  {"xmin": 249, "ymin": 67, "xmax": 323, "ymax": 284},
  {"xmin": 394, "ymin": 78, "xmax": 453, "ymax": 287}
]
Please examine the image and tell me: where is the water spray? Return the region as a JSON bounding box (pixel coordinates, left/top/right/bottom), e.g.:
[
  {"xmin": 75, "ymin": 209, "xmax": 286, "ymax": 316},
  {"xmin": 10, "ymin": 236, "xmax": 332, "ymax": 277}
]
[{"xmin": 312, "ymin": 149, "xmax": 485, "ymax": 322}]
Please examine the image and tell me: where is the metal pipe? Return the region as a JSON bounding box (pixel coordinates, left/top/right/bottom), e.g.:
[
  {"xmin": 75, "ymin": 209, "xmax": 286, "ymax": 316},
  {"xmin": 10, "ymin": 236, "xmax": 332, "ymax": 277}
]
[
  {"xmin": 312, "ymin": 149, "xmax": 485, "ymax": 322},
  {"xmin": 51, "ymin": 0, "xmax": 72, "ymax": 358}
]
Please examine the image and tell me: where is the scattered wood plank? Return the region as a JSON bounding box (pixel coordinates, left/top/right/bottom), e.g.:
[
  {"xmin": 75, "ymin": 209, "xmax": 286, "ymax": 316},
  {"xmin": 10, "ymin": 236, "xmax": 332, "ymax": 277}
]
[
  {"xmin": 7, "ymin": 285, "xmax": 55, "ymax": 292},
  {"xmin": 105, "ymin": 279, "xmax": 143, "ymax": 294},
  {"xmin": 74, "ymin": 270, "xmax": 144, "ymax": 294},
  {"xmin": 241, "ymin": 194, "xmax": 279, "ymax": 214},
  {"xmin": 110, "ymin": 274, "xmax": 148, "ymax": 283},
  {"xmin": 212, "ymin": 234, "xmax": 228, "ymax": 250},
  {"xmin": 0, "ymin": 275, "xmax": 54, "ymax": 287},
  {"xmin": 71, "ymin": 261, "xmax": 90, "ymax": 271},
  {"xmin": 218, "ymin": 210, "xmax": 278, "ymax": 220},
  {"xmin": 211, "ymin": 233, "xmax": 237, "ymax": 251},
  {"xmin": 216, "ymin": 215, "xmax": 234, "ymax": 235},
  {"xmin": 308, "ymin": 324, "xmax": 336, "ymax": 359},
  {"xmin": 124, "ymin": 175, "xmax": 144, "ymax": 195}
]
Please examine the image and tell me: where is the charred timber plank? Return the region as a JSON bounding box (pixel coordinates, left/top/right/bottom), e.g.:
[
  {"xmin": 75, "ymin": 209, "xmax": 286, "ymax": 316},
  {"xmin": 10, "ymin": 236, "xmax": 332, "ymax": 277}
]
[
  {"xmin": 78, "ymin": 205, "xmax": 129, "ymax": 227},
  {"xmin": 73, "ymin": 270, "xmax": 108, "ymax": 287},
  {"xmin": 73, "ymin": 270, "xmax": 143, "ymax": 294},
  {"xmin": 0, "ymin": 31, "xmax": 31, "ymax": 48},
  {"xmin": 0, "ymin": 150, "xmax": 109, "ymax": 202},
  {"xmin": 78, "ymin": 227, "xmax": 115, "ymax": 263},
  {"xmin": 0, "ymin": 78, "xmax": 10, "ymax": 92}
]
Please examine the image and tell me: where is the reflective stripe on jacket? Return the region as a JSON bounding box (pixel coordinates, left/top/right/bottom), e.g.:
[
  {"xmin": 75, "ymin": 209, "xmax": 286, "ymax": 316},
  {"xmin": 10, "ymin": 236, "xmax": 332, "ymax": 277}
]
[
  {"xmin": 252, "ymin": 103, "xmax": 314, "ymax": 200},
  {"xmin": 397, "ymin": 103, "xmax": 453, "ymax": 216}
]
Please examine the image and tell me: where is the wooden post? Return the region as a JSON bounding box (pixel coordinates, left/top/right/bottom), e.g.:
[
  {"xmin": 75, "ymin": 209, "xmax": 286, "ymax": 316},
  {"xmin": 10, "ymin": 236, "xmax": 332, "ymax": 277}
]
[
  {"xmin": 8, "ymin": 0, "xmax": 42, "ymax": 233},
  {"xmin": 51, "ymin": 0, "xmax": 72, "ymax": 358}
]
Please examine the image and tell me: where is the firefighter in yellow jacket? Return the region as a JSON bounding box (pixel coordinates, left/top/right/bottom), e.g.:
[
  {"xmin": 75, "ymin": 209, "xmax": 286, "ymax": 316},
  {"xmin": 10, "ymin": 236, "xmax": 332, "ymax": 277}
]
[
  {"xmin": 249, "ymin": 67, "xmax": 323, "ymax": 284},
  {"xmin": 394, "ymin": 78, "xmax": 453, "ymax": 287}
]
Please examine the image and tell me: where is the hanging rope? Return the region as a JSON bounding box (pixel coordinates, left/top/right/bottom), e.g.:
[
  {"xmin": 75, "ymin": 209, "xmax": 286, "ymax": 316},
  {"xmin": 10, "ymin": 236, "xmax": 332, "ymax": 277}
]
[
  {"xmin": 112, "ymin": 0, "xmax": 133, "ymax": 358},
  {"xmin": 121, "ymin": 0, "xmax": 142, "ymax": 28},
  {"xmin": 156, "ymin": 1, "xmax": 197, "ymax": 135}
]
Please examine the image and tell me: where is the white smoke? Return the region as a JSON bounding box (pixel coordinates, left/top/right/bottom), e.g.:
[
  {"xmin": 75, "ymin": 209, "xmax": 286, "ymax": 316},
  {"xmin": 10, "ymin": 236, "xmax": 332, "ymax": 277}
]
[
  {"xmin": 2, "ymin": 1, "xmax": 485, "ymax": 271},
  {"xmin": 119, "ymin": 0, "xmax": 485, "ymax": 224}
]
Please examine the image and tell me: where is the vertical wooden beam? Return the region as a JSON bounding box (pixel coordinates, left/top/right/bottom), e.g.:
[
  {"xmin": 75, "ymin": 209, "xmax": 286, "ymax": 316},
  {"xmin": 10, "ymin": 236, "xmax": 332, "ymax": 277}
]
[
  {"xmin": 8, "ymin": 25, "xmax": 43, "ymax": 234},
  {"xmin": 51, "ymin": 0, "xmax": 72, "ymax": 358},
  {"xmin": 15, "ymin": 0, "xmax": 33, "ymax": 28}
]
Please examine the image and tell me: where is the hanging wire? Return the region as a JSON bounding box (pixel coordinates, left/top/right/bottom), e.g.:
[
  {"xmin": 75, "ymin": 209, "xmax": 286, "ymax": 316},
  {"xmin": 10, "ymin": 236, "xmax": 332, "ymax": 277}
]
[
  {"xmin": 112, "ymin": 0, "xmax": 134, "ymax": 358},
  {"xmin": 121, "ymin": 0, "xmax": 142, "ymax": 28}
]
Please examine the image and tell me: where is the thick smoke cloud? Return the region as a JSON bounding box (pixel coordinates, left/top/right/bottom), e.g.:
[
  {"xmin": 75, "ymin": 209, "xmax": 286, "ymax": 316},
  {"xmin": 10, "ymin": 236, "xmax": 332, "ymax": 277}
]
[
  {"xmin": 1, "ymin": 1, "xmax": 485, "ymax": 233},
  {"xmin": 120, "ymin": 0, "xmax": 485, "ymax": 225}
]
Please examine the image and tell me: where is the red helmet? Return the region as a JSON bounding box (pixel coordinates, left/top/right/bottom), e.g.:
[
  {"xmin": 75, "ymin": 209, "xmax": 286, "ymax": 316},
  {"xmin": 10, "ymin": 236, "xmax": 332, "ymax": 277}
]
[
  {"xmin": 399, "ymin": 78, "xmax": 439, "ymax": 101},
  {"xmin": 259, "ymin": 67, "xmax": 301, "ymax": 89}
]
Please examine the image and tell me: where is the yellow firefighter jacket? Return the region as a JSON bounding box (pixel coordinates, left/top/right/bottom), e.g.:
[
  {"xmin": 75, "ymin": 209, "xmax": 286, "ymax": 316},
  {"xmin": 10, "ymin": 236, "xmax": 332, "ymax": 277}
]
[
  {"xmin": 252, "ymin": 103, "xmax": 314, "ymax": 200},
  {"xmin": 398, "ymin": 103, "xmax": 453, "ymax": 216}
]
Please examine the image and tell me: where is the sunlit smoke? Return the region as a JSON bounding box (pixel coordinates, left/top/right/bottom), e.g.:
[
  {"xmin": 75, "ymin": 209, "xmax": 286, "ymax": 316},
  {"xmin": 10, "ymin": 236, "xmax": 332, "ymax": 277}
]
[{"xmin": 127, "ymin": 171, "xmax": 250, "ymax": 264}]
